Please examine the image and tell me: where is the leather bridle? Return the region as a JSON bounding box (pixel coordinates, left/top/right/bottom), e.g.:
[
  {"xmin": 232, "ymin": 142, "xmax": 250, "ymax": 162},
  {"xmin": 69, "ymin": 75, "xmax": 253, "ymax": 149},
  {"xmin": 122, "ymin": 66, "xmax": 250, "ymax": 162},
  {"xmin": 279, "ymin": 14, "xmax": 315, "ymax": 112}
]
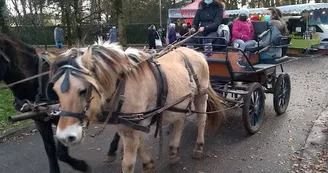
[{"xmin": 47, "ymin": 65, "xmax": 94, "ymax": 124}]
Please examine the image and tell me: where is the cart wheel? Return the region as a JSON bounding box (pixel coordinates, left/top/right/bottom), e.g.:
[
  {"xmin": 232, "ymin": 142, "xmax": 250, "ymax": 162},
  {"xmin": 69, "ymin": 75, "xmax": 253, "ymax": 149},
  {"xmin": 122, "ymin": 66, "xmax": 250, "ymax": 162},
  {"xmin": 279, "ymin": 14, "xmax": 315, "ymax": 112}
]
[
  {"xmin": 273, "ymin": 73, "xmax": 291, "ymax": 115},
  {"xmin": 242, "ymin": 82, "xmax": 265, "ymax": 134}
]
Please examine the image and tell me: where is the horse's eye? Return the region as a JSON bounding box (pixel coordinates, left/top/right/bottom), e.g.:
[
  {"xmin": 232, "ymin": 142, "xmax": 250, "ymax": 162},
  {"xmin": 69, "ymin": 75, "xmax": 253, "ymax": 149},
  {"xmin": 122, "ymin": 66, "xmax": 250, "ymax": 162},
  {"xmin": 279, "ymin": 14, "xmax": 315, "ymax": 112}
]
[{"xmin": 79, "ymin": 89, "xmax": 87, "ymax": 96}]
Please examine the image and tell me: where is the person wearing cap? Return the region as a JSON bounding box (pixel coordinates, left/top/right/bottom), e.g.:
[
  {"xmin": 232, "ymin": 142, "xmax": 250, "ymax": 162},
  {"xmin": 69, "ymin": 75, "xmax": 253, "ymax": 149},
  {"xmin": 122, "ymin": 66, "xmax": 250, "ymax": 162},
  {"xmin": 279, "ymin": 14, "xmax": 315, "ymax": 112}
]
[
  {"xmin": 231, "ymin": 13, "xmax": 256, "ymax": 67},
  {"xmin": 231, "ymin": 13, "xmax": 256, "ymax": 51}
]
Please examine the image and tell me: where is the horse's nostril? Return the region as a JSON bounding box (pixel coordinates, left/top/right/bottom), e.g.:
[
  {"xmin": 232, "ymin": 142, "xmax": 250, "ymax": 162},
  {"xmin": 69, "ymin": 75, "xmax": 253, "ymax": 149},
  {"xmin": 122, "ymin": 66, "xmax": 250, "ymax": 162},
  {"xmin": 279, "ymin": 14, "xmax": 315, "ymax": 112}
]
[{"xmin": 67, "ymin": 135, "xmax": 77, "ymax": 143}]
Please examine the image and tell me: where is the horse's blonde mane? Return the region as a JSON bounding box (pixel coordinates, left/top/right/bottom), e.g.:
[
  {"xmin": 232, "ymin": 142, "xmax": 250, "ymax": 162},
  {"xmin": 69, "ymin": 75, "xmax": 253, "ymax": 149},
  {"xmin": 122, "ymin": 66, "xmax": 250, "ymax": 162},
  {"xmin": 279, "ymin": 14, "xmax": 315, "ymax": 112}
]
[{"xmin": 75, "ymin": 39, "xmax": 150, "ymax": 103}]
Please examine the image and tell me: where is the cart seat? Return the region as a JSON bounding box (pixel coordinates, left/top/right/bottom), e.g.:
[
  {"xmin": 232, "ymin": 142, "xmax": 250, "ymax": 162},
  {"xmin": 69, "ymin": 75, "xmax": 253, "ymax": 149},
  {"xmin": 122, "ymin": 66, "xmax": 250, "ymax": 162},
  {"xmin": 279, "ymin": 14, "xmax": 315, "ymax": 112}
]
[
  {"xmin": 245, "ymin": 46, "xmax": 264, "ymax": 52},
  {"xmin": 252, "ymin": 21, "xmax": 270, "ymax": 41},
  {"xmin": 243, "ymin": 21, "xmax": 270, "ymax": 53}
]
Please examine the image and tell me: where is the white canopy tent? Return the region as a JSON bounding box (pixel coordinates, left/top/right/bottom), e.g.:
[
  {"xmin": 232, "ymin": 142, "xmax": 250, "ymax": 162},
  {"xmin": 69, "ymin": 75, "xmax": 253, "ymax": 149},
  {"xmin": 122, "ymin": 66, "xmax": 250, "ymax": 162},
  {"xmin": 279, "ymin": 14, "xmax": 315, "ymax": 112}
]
[
  {"xmin": 278, "ymin": 3, "xmax": 328, "ymax": 14},
  {"xmin": 225, "ymin": 3, "xmax": 328, "ymax": 15}
]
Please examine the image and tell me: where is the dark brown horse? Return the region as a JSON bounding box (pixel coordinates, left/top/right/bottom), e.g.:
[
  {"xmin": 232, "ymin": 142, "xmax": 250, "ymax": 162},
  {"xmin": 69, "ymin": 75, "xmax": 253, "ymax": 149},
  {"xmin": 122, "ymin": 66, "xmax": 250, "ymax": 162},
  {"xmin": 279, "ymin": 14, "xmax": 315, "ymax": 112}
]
[{"xmin": 0, "ymin": 34, "xmax": 119, "ymax": 173}]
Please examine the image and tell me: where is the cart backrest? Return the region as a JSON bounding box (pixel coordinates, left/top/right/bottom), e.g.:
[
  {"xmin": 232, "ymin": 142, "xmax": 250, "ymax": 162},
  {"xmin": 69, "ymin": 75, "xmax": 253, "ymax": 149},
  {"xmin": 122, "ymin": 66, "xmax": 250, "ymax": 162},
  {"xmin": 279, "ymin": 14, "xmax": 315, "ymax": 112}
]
[
  {"xmin": 221, "ymin": 18, "xmax": 233, "ymax": 25},
  {"xmin": 251, "ymin": 21, "xmax": 270, "ymax": 40}
]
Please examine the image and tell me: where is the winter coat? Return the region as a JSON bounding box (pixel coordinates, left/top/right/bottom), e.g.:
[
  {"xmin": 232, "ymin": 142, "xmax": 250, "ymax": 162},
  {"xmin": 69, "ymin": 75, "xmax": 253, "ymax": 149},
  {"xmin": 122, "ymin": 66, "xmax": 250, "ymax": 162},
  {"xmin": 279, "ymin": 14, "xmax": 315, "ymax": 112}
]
[
  {"xmin": 270, "ymin": 19, "xmax": 288, "ymax": 36},
  {"xmin": 109, "ymin": 27, "xmax": 117, "ymax": 42},
  {"xmin": 54, "ymin": 27, "xmax": 64, "ymax": 42},
  {"xmin": 192, "ymin": 0, "xmax": 225, "ymax": 35},
  {"xmin": 168, "ymin": 27, "xmax": 176, "ymax": 44},
  {"xmin": 180, "ymin": 27, "xmax": 189, "ymax": 36},
  {"xmin": 259, "ymin": 24, "xmax": 283, "ymax": 60},
  {"xmin": 231, "ymin": 19, "xmax": 254, "ymax": 42},
  {"xmin": 148, "ymin": 28, "xmax": 158, "ymax": 49}
]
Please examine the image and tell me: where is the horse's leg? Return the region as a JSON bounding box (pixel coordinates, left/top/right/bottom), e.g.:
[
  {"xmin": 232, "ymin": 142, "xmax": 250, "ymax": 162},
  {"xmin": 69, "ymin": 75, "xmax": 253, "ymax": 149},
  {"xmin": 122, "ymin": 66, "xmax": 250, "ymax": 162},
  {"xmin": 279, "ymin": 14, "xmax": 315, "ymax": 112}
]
[
  {"xmin": 34, "ymin": 120, "xmax": 60, "ymax": 173},
  {"xmin": 104, "ymin": 132, "xmax": 120, "ymax": 163},
  {"xmin": 168, "ymin": 117, "xmax": 184, "ymax": 164},
  {"xmin": 192, "ymin": 94, "xmax": 208, "ymax": 159},
  {"xmin": 120, "ymin": 129, "xmax": 140, "ymax": 173},
  {"xmin": 137, "ymin": 135, "xmax": 155, "ymax": 173},
  {"xmin": 56, "ymin": 142, "xmax": 92, "ymax": 173}
]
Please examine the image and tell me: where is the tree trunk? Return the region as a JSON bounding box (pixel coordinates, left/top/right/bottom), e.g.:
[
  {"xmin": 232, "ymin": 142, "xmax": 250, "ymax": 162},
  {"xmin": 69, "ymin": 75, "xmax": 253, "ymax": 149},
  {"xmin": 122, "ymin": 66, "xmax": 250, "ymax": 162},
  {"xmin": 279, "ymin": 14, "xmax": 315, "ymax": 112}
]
[
  {"xmin": 73, "ymin": 0, "xmax": 82, "ymax": 43},
  {"xmin": 64, "ymin": 0, "xmax": 72, "ymax": 46},
  {"xmin": 113, "ymin": 0, "xmax": 126, "ymax": 45},
  {"xmin": 0, "ymin": 0, "xmax": 9, "ymax": 34},
  {"xmin": 241, "ymin": 0, "xmax": 246, "ymax": 6}
]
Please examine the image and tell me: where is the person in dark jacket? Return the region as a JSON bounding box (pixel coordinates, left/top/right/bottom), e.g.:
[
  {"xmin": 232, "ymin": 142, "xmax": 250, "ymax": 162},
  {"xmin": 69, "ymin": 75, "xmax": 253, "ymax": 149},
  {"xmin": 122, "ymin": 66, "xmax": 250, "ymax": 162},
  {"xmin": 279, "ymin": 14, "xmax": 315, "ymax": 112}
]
[
  {"xmin": 179, "ymin": 23, "xmax": 189, "ymax": 36},
  {"xmin": 148, "ymin": 24, "xmax": 158, "ymax": 49},
  {"xmin": 187, "ymin": 0, "xmax": 225, "ymax": 48}
]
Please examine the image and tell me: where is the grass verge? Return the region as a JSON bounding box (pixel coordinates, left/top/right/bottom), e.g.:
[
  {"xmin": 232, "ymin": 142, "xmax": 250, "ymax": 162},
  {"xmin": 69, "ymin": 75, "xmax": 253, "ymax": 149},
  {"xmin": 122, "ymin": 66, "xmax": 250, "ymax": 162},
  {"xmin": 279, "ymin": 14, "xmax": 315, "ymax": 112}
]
[{"xmin": 0, "ymin": 83, "xmax": 31, "ymax": 135}]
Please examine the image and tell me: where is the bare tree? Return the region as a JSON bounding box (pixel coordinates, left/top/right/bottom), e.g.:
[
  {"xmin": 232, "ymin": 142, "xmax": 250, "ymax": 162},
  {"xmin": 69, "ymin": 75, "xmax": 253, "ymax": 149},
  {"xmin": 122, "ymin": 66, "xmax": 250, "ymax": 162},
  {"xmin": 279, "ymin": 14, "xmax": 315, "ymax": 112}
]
[{"xmin": 0, "ymin": 0, "xmax": 9, "ymax": 34}]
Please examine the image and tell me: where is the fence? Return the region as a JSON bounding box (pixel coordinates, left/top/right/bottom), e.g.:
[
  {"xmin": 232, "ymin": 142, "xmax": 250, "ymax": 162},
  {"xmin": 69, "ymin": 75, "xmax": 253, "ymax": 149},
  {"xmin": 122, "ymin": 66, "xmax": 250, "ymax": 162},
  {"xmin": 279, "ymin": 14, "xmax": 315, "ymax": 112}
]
[{"xmin": 9, "ymin": 23, "xmax": 166, "ymax": 45}]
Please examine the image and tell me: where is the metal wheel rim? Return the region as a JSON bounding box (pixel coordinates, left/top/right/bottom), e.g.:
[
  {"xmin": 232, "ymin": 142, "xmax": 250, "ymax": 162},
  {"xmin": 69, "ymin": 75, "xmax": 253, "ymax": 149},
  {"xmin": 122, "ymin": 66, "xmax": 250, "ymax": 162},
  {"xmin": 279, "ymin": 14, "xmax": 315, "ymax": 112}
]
[
  {"xmin": 248, "ymin": 89, "xmax": 264, "ymax": 127},
  {"xmin": 278, "ymin": 77, "xmax": 289, "ymax": 110}
]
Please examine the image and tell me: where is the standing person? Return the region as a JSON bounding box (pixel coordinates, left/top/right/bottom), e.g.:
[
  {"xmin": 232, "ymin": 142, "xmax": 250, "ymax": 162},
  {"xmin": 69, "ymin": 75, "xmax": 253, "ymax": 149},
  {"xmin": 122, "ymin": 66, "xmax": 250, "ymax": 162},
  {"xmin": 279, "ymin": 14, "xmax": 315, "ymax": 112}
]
[
  {"xmin": 54, "ymin": 24, "xmax": 64, "ymax": 49},
  {"xmin": 147, "ymin": 24, "xmax": 157, "ymax": 49},
  {"xmin": 109, "ymin": 26, "xmax": 117, "ymax": 42},
  {"xmin": 187, "ymin": 0, "xmax": 225, "ymax": 49},
  {"xmin": 180, "ymin": 23, "xmax": 189, "ymax": 36},
  {"xmin": 187, "ymin": 22, "xmax": 192, "ymax": 29},
  {"xmin": 168, "ymin": 23, "xmax": 177, "ymax": 44}
]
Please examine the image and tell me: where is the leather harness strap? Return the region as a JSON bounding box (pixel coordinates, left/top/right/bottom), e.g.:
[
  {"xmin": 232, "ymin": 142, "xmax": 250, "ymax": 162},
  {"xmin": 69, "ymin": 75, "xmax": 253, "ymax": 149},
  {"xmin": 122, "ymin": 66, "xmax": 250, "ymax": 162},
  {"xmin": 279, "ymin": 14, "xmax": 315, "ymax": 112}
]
[
  {"xmin": 147, "ymin": 58, "xmax": 168, "ymax": 138},
  {"xmin": 103, "ymin": 54, "xmax": 200, "ymax": 134}
]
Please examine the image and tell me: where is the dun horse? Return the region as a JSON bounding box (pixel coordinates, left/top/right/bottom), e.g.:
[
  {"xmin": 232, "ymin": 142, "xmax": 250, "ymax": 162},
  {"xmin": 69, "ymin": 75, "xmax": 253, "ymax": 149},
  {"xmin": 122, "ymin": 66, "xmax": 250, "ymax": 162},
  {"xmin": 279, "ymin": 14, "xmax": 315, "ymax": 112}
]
[
  {"xmin": 48, "ymin": 40, "xmax": 225, "ymax": 173},
  {"xmin": 0, "ymin": 34, "xmax": 119, "ymax": 173}
]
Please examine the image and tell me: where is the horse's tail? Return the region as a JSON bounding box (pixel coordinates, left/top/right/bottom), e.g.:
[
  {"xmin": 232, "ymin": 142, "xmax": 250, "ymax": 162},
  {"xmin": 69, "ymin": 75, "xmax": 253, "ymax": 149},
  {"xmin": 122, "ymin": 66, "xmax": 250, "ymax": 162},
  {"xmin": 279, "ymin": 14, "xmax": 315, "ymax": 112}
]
[{"xmin": 205, "ymin": 83, "xmax": 226, "ymax": 133}]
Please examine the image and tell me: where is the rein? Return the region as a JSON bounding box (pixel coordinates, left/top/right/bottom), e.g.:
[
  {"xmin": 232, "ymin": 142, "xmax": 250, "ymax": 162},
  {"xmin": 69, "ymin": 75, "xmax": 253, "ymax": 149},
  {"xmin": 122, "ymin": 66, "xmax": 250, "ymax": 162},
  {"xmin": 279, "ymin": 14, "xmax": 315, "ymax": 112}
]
[
  {"xmin": 0, "ymin": 71, "xmax": 50, "ymax": 90},
  {"xmin": 150, "ymin": 31, "xmax": 199, "ymax": 58}
]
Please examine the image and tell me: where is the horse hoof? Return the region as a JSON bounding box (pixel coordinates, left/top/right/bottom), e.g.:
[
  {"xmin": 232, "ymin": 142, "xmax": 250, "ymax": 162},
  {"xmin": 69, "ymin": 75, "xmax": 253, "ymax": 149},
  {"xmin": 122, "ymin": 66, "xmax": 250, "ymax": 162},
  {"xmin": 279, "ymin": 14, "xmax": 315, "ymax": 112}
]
[
  {"xmin": 168, "ymin": 156, "xmax": 180, "ymax": 165},
  {"xmin": 103, "ymin": 155, "xmax": 116, "ymax": 163},
  {"xmin": 192, "ymin": 150, "xmax": 203, "ymax": 160}
]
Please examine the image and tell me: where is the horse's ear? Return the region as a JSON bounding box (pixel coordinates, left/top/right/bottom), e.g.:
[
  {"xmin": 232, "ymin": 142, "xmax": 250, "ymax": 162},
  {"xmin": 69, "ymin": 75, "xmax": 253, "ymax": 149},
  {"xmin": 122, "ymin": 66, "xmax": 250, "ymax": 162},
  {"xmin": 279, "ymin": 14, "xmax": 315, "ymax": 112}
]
[{"xmin": 81, "ymin": 47, "xmax": 93, "ymax": 70}]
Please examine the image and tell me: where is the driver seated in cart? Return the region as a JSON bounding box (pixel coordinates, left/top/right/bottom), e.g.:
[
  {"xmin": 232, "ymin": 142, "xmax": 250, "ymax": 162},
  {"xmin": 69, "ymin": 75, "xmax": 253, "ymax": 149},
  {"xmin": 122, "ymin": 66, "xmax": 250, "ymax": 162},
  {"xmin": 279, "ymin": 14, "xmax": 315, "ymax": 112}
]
[{"xmin": 186, "ymin": 0, "xmax": 226, "ymax": 50}]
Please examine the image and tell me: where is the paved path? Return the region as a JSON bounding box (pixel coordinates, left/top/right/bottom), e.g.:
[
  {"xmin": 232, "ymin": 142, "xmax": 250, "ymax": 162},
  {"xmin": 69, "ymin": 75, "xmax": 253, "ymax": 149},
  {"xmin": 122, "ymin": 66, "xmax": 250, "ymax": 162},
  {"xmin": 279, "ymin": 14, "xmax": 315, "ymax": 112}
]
[{"xmin": 1, "ymin": 56, "xmax": 328, "ymax": 173}]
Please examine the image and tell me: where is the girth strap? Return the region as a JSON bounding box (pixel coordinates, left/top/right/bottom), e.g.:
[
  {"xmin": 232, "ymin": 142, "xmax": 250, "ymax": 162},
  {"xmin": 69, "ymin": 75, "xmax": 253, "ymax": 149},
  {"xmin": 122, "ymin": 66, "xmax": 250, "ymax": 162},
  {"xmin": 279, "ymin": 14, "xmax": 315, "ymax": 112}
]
[{"xmin": 147, "ymin": 58, "xmax": 168, "ymax": 138}]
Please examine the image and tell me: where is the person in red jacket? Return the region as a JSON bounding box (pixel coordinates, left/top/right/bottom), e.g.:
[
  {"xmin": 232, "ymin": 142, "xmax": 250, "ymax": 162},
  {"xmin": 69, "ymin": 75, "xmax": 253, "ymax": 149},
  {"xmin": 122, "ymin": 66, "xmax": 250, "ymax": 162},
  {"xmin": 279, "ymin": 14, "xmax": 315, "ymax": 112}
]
[{"xmin": 231, "ymin": 13, "xmax": 256, "ymax": 51}]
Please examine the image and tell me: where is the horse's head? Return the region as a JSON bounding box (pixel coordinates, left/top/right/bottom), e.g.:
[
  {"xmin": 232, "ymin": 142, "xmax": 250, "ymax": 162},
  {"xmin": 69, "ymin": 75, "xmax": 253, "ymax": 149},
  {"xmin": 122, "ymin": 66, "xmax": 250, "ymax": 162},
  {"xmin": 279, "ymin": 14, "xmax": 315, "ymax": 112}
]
[
  {"xmin": 48, "ymin": 41, "xmax": 145, "ymax": 146},
  {"xmin": 0, "ymin": 34, "xmax": 39, "ymax": 82}
]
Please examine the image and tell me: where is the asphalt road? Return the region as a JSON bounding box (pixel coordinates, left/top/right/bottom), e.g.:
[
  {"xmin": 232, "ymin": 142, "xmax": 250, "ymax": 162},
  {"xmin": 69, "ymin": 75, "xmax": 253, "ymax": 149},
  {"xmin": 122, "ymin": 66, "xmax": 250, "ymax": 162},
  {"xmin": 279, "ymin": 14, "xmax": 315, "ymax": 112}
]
[{"xmin": 1, "ymin": 55, "xmax": 328, "ymax": 173}]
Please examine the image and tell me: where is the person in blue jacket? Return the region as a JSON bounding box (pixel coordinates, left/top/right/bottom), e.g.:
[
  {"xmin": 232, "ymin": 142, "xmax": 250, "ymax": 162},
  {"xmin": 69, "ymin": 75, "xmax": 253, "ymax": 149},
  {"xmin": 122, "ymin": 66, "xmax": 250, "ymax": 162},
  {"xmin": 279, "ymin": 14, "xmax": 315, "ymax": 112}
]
[
  {"xmin": 54, "ymin": 24, "xmax": 64, "ymax": 49},
  {"xmin": 109, "ymin": 26, "xmax": 117, "ymax": 42}
]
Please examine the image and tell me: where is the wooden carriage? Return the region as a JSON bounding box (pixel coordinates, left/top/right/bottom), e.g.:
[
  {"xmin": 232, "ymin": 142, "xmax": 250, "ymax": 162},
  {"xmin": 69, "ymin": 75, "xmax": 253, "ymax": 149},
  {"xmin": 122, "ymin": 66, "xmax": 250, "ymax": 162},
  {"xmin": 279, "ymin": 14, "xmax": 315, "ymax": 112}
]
[{"xmin": 182, "ymin": 20, "xmax": 295, "ymax": 134}]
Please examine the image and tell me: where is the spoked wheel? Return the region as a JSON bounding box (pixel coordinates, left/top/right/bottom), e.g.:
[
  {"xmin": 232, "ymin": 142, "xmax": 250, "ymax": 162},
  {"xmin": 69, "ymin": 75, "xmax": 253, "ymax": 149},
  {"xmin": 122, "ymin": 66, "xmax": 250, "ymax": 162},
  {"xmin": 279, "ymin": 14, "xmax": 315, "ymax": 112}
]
[
  {"xmin": 242, "ymin": 82, "xmax": 265, "ymax": 134},
  {"xmin": 273, "ymin": 73, "xmax": 291, "ymax": 115}
]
